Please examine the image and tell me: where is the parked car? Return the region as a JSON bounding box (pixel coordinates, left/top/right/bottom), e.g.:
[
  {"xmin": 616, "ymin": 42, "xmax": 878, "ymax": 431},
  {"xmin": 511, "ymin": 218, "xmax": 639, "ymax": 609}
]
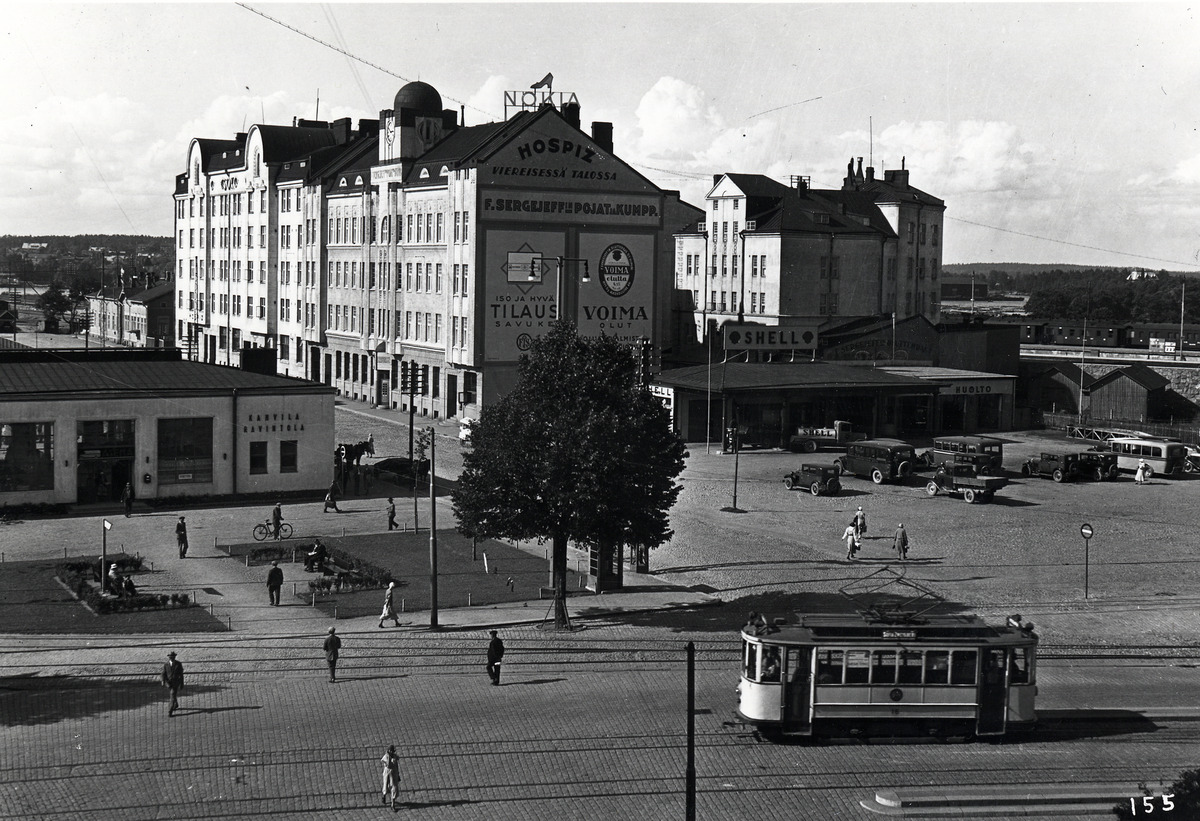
[
  {"xmin": 1074, "ymin": 450, "xmax": 1120, "ymax": 481},
  {"xmin": 1020, "ymin": 452, "xmax": 1083, "ymax": 483},
  {"xmin": 787, "ymin": 420, "xmax": 866, "ymax": 453},
  {"xmin": 783, "ymin": 463, "xmax": 842, "ymax": 496},
  {"xmin": 922, "ymin": 435, "xmax": 1005, "ymax": 476},
  {"xmin": 834, "ymin": 439, "xmax": 919, "ymax": 484},
  {"xmin": 925, "ymin": 464, "xmax": 1008, "ymax": 503}
]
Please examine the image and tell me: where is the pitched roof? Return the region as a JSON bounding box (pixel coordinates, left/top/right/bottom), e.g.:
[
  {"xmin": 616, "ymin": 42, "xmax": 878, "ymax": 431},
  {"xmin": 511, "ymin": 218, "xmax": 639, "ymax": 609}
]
[
  {"xmin": 654, "ymin": 362, "xmax": 937, "ymax": 393},
  {"xmin": 126, "ymin": 281, "xmax": 174, "ymax": 303},
  {"xmin": 0, "ymin": 358, "xmax": 333, "ymax": 401},
  {"xmin": 1034, "ymin": 361, "xmax": 1096, "ymax": 389},
  {"xmin": 1091, "ymin": 363, "xmax": 1170, "ymax": 392},
  {"xmin": 721, "ymin": 173, "xmax": 794, "ymax": 199}
]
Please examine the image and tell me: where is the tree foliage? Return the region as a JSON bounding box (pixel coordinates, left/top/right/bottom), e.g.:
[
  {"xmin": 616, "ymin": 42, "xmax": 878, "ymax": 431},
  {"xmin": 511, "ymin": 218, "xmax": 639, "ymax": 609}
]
[
  {"xmin": 35, "ymin": 281, "xmax": 75, "ymax": 323},
  {"xmin": 451, "ymin": 321, "xmax": 687, "ymax": 627},
  {"xmin": 997, "ymin": 268, "xmax": 1196, "ymax": 324}
]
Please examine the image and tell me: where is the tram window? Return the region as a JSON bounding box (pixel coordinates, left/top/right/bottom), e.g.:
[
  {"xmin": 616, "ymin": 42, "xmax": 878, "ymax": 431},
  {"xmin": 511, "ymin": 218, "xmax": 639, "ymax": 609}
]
[
  {"xmin": 761, "ymin": 648, "xmax": 781, "ymax": 682},
  {"xmin": 871, "ymin": 650, "xmax": 898, "ymax": 684},
  {"xmin": 898, "ymin": 651, "xmax": 923, "ymax": 684},
  {"xmin": 816, "ymin": 650, "xmax": 844, "ymax": 684},
  {"xmin": 845, "ymin": 650, "xmax": 870, "ymax": 684},
  {"xmin": 744, "ymin": 642, "xmax": 758, "ymax": 680},
  {"xmin": 1009, "ymin": 648, "xmax": 1031, "ymax": 684},
  {"xmin": 951, "ymin": 650, "xmax": 978, "ymax": 685},
  {"xmin": 983, "ymin": 650, "xmax": 1006, "ymax": 684},
  {"xmin": 925, "ymin": 651, "xmax": 949, "ymax": 684}
]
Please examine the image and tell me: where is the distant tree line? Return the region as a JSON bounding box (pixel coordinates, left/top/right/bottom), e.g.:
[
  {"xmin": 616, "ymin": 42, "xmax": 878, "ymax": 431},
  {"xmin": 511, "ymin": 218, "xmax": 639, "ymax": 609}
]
[{"xmin": 1018, "ymin": 269, "xmax": 1196, "ymax": 323}]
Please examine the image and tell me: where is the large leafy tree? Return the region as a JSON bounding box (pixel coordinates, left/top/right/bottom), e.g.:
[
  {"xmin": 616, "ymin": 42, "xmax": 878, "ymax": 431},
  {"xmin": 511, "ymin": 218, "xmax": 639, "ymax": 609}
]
[{"xmin": 452, "ymin": 321, "xmax": 687, "ymax": 628}]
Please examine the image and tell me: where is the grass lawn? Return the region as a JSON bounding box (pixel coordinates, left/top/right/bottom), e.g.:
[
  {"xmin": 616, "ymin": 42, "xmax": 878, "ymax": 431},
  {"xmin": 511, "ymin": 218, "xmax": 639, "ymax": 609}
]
[
  {"xmin": 0, "ymin": 555, "xmax": 226, "ymax": 634},
  {"xmin": 222, "ymin": 530, "xmax": 592, "ymax": 618}
]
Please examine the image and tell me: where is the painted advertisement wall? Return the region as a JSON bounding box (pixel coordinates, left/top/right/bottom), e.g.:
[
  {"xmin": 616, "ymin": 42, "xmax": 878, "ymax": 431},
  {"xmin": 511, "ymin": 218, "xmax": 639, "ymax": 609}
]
[{"xmin": 477, "ymin": 110, "xmax": 665, "ymax": 362}]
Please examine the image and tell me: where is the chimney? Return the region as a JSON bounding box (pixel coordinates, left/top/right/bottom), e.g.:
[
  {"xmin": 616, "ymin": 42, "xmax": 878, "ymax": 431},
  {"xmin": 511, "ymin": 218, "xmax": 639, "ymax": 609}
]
[
  {"xmin": 331, "ymin": 117, "xmax": 352, "ymax": 144},
  {"xmin": 561, "ymin": 101, "xmax": 581, "ymax": 129},
  {"xmin": 855, "ymin": 157, "xmax": 864, "ymax": 184},
  {"xmin": 441, "ymin": 109, "xmax": 458, "ymax": 132},
  {"xmin": 866, "ymin": 166, "xmax": 875, "ymax": 182},
  {"xmin": 591, "ymin": 121, "xmax": 613, "ymax": 153}
]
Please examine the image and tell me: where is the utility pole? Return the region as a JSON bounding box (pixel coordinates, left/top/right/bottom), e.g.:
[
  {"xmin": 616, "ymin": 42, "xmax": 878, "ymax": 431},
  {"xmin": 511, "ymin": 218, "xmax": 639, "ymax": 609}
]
[{"xmin": 429, "ymin": 429, "xmax": 438, "ymax": 629}]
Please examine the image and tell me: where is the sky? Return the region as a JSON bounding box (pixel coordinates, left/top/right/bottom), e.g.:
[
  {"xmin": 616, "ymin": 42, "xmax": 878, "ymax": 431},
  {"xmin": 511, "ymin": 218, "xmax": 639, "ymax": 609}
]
[{"xmin": 3, "ymin": 2, "xmax": 1200, "ymax": 269}]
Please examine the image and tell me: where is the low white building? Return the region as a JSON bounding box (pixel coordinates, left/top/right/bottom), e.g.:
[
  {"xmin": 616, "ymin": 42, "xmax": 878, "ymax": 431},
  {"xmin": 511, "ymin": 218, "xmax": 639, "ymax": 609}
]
[{"xmin": 0, "ymin": 349, "xmax": 334, "ymax": 506}]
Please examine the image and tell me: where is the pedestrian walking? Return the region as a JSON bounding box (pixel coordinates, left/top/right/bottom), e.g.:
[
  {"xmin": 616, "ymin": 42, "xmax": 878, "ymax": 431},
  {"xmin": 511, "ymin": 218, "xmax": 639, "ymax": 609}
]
[
  {"xmin": 271, "ymin": 502, "xmax": 284, "ymax": 539},
  {"xmin": 161, "ymin": 651, "xmax": 184, "ymax": 716},
  {"xmin": 1135, "ymin": 459, "xmax": 1148, "ymax": 484},
  {"xmin": 323, "ymin": 626, "xmax": 341, "ymax": 682},
  {"xmin": 122, "ymin": 482, "xmax": 134, "ymax": 517},
  {"xmin": 380, "ymin": 745, "xmax": 401, "ymax": 810},
  {"xmin": 894, "ymin": 523, "xmax": 910, "ymax": 561},
  {"xmin": 267, "ymin": 560, "xmax": 283, "ymax": 606},
  {"xmin": 323, "ymin": 481, "xmax": 341, "ymax": 513},
  {"xmin": 853, "ymin": 506, "xmax": 868, "ymax": 541},
  {"xmin": 386, "ymin": 497, "xmax": 397, "ymax": 531},
  {"xmin": 842, "ymin": 522, "xmax": 860, "ymax": 560},
  {"xmin": 379, "ymin": 582, "xmax": 400, "ymax": 628},
  {"xmin": 175, "ymin": 516, "xmax": 188, "ymax": 558},
  {"xmin": 486, "ymin": 630, "xmax": 505, "ymax": 685}
]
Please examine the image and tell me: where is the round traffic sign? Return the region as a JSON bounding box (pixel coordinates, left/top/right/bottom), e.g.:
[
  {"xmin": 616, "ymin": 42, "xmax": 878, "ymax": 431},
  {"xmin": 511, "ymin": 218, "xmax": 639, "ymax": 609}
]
[{"xmin": 1080, "ymin": 523, "xmax": 1094, "ymax": 539}]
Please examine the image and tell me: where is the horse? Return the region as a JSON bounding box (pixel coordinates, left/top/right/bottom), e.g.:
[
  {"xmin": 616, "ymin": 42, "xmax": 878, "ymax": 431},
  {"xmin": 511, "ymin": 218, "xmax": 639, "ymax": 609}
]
[{"xmin": 334, "ymin": 435, "xmax": 375, "ymax": 494}]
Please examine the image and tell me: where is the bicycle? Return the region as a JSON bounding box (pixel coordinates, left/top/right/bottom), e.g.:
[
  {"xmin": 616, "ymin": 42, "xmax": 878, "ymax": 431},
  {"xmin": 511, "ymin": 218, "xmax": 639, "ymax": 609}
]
[{"xmin": 252, "ymin": 519, "xmax": 293, "ymax": 541}]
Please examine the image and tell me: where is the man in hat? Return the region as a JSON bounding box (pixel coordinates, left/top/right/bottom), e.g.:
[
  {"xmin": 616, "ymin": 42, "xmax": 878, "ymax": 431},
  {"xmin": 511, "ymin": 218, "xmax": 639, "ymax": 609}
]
[
  {"xmin": 267, "ymin": 560, "xmax": 283, "ymax": 606},
  {"xmin": 271, "ymin": 502, "xmax": 284, "ymax": 539},
  {"xmin": 175, "ymin": 516, "xmax": 188, "ymax": 559},
  {"xmin": 323, "ymin": 627, "xmax": 341, "ymax": 682},
  {"xmin": 386, "ymin": 497, "xmax": 397, "ymax": 531},
  {"xmin": 486, "ymin": 630, "xmax": 505, "ymax": 686},
  {"xmin": 894, "ymin": 523, "xmax": 910, "ymax": 561},
  {"xmin": 161, "ymin": 651, "xmax": 184, "ymax": 716}
]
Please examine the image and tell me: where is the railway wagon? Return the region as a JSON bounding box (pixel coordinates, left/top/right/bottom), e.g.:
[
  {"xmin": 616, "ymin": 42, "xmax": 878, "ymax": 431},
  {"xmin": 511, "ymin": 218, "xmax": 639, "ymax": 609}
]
[{"xmin": 736, "ymin": 612, "xmax": 1038, "ymax": 739}]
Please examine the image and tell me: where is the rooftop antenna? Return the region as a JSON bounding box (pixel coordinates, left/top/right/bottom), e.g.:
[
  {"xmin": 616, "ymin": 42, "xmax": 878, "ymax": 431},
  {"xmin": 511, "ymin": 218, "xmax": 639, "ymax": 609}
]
[
  {"xmin": 315, "ymin": 88, "xmax": 320, "ymax": 120},
  {"xmin": 869, "ymin": 116, "xmax": 873, "ymax": 167}
]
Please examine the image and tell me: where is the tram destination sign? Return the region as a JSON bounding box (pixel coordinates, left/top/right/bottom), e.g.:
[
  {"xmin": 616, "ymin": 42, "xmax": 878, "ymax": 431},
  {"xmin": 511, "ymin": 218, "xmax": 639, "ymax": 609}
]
[{"xmin": 882, "ymin": 629, "xmax": 917, "ymax": 639}]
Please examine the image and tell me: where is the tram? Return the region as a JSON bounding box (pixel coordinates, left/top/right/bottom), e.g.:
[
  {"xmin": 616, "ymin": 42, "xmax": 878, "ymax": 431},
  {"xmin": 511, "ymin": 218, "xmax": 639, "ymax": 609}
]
[{"xmin": 736, "ymin": 609, "xmax": 1038, "ymax": 739}]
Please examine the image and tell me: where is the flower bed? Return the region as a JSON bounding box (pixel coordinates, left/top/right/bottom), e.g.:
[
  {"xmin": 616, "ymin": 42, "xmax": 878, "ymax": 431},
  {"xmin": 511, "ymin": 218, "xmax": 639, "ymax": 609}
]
[{"xmin": 56, "ymin": 559, "xmax": 194, "ymax": 615}]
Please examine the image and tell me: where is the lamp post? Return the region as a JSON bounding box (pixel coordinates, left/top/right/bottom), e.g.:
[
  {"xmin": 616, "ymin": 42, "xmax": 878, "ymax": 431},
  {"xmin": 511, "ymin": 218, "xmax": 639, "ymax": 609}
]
[{"xmin": 1080, "ymin": 522, "xmax": 1094, "ymax": 599}]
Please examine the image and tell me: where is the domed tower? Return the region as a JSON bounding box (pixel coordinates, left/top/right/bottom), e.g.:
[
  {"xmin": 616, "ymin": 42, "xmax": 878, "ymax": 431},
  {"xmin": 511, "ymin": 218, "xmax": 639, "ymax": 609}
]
[{"xmin": 382, "ymin": 81, "xmax": 457, "ymax": 163}]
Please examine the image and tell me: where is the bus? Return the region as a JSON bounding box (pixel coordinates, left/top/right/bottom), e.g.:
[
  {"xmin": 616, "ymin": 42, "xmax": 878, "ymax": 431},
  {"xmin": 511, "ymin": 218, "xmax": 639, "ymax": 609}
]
[{"xmin": 1101, "ymin": 436, "xmax": 1189, "ymax": 477}]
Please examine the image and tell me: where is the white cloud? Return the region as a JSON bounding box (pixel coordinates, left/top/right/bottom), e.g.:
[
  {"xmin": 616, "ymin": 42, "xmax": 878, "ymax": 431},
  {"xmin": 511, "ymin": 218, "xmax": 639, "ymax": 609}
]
[
  {"xmin": 633, "ymin": 76, "xmax": 725, "ymax": 160},
  {"xmin": 465, "ymin": 76, "xmax": 511, "ymax": 125}
]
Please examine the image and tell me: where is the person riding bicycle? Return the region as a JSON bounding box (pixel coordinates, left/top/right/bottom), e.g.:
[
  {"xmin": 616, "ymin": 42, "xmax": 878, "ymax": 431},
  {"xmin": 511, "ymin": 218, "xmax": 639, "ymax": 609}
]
[{"xmin": 270, "ymin": 502, "xmax": 284, "ymax": 540}]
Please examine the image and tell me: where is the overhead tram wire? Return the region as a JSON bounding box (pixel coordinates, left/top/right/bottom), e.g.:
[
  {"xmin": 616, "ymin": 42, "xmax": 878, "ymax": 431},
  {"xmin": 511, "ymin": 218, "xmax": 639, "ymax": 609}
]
[{"xmin": 235, "ymin": 2, "xmax": 499, "ymax": 122}]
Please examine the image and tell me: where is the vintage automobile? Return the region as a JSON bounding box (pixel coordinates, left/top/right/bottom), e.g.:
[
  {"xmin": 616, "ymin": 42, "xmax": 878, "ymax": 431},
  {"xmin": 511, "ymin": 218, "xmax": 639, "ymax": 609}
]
[
  {"xmin": 1074, "ymin": 450, "xmax": 1120, "ymax": 481},
  {"xmin": 783, "ymin": 463, "xmax": 842, "ymax": 496},
  {"xmin": 925, "ymin": 464, "xmax": 1008, "ymax": 503},
  {"xmin": 834, "ymin": 439, "xmax": 919, "ymax": 484},
  {"xmin": 1020, "ymin": 452, "xmax": 1083, "ymax": 482}
]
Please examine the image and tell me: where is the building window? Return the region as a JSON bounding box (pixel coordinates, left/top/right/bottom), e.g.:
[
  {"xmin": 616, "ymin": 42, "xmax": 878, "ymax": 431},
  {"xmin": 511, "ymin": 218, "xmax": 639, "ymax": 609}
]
[
  {"xmin": 249, "ymin": 441, "xmax": 268, "ymax": 475},
  {"xmin": 0, "ymin": 422, "xmax": 54, "ymax": 491},
  {"xmin": 157, "ymin": 418, "xmax": 213, "ymax": 485},
  {"xmin": 280, "ymin": 440, "xmax": 298, "ymax": 473},
  {"xmin": 462, "ymin": 212, "xmax": 469, "ymax": 241},
  {"xmin": 932, "ymin": 224, "xmax": 940, "ymax": 246}
]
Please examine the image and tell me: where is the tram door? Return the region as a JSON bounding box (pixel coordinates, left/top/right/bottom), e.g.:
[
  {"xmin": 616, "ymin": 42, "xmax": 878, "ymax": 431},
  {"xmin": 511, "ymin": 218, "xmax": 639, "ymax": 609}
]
[
  {"xmin": 977, "ymin": 648, "xmax": 1008, "ymax": 735},
  {"xmin": 782, "ymin": 648, "xmax": 813, "ymax": 733}
]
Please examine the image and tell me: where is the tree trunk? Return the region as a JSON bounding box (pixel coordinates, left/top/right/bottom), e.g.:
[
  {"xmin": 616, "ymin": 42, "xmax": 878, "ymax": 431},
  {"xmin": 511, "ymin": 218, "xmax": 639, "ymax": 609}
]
[{"xmin": 551, "ymin": 531, "xmax": 570, "ymax": 629}]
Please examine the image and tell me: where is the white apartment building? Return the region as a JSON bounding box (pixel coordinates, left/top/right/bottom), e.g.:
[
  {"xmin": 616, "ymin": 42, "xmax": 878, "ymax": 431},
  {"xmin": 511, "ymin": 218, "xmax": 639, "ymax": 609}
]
[{"xmin": 176, "ymin": 81, "xmax": 703, "ymax": 421}]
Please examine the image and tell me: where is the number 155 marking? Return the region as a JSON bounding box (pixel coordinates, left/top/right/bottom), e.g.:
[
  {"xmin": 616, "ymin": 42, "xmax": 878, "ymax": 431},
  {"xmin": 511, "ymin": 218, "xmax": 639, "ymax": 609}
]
[{"xmin": 1130, "ymin": 794, "xmax": 1175, "ymax": 814}]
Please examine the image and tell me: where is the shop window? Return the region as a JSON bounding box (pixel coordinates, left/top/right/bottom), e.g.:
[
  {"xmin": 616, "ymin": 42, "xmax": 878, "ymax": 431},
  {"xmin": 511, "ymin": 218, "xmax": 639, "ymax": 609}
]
[
  {"xmin": 280, "ymin": 440, "xmax": 298, "ymax": 473},
  {"xmin": 0, "ymin": 422, "xmax": 55, "ymax": 492},
  {"xmin": 157, "ymin": 418, "xmax": 213, "ymax": 485},
  {"xmin": 249, "ymin": 441, "xmax": 268, "ymax": 474}
]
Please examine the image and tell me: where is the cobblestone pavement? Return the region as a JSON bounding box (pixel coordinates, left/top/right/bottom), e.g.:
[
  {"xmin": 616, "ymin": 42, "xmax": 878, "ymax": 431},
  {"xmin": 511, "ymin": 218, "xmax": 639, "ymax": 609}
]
[{"xmin": 2, "ymin": 628, "xmax": 1197, "ymax": 820}]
